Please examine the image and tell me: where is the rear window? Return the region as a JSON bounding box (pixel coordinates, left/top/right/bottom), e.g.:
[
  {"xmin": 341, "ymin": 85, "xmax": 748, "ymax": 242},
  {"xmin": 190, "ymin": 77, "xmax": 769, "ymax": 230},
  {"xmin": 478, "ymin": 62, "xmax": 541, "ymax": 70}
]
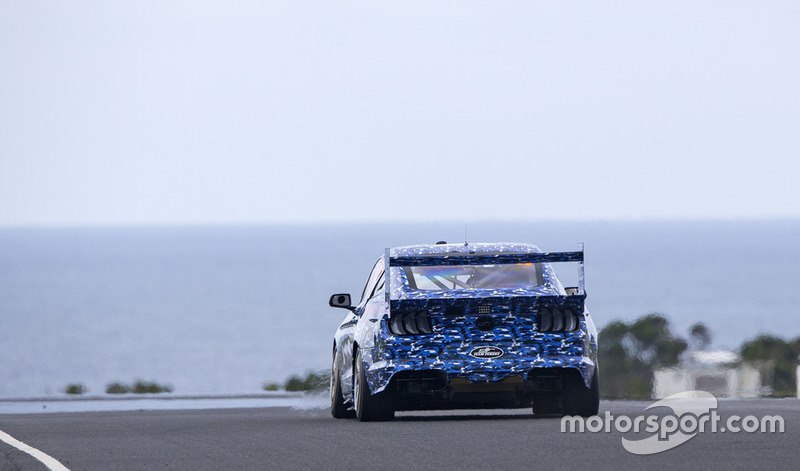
[{"xmin": 404, "ymin": 263, "xmax": 544, "ymax": 291}]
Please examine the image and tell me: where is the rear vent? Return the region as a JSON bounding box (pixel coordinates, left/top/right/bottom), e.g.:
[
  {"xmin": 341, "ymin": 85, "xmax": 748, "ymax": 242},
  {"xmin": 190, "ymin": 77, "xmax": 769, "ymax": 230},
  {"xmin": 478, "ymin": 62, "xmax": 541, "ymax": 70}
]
[
  {"xmin": 537, "ymin": 307, "xmax": 579, "ymax": 333},
  {"xmin": 445, "ymin": 306, "xmax": 465, "ymax": 316},
  {"xmin": 390, "ymin": 310, "xmax": 433, "ymax": 336}
]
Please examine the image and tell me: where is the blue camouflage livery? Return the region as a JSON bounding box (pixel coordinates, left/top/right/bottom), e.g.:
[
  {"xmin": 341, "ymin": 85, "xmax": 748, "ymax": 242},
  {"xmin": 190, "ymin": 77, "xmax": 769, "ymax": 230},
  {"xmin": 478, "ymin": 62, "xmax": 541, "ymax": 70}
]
[{"xmin": 329, "ymin": 242, "xmax": 600, "ymax": 421}]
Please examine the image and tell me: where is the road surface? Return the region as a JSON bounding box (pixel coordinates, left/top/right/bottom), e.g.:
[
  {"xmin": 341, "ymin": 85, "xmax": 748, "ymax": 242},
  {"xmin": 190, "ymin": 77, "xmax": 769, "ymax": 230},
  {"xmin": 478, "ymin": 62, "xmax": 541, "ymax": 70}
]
[{"xmin": 1, "ymin": 399, "xmax": 797, "ymax": 470}]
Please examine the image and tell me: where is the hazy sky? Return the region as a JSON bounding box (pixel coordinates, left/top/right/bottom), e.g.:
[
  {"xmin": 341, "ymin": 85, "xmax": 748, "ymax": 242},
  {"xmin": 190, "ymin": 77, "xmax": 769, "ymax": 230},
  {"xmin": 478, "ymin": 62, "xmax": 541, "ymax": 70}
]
[{"xmin": 1, "ymin": 1, "xmax": 798, "ymax": 226}]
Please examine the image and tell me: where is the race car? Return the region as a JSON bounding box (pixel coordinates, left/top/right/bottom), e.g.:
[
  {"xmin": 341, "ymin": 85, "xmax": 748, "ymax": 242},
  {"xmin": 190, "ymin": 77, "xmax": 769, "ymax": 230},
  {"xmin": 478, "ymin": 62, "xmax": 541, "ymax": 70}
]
[{"xmin": 328, "ymin": 241, "xmax": 599, "ymax": 421}]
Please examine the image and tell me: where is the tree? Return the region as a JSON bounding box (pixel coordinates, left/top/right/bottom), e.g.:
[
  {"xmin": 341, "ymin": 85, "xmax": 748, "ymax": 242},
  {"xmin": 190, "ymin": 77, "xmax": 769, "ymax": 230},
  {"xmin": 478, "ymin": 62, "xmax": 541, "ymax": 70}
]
[
  {"xmin": 599, "ymin": 313, "xmax": 687, "ymax": 399},
  {"xmin": 688, "ymin": 322, "xmax": 712, "ymax": 351},
  {"xmin": 740, "ymin": 335, "xmax": 800, "ymax": 397}
]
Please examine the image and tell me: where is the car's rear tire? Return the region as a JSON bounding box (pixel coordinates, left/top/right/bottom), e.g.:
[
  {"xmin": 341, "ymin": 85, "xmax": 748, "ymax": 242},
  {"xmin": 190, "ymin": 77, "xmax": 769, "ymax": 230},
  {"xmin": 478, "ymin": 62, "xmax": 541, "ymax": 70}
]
[
  {"xmin": 562, "ymin": 368, "xmax": 599, "ymax": 417},
  {"xmin": 330, "ymin": 353, "xmax": 355, "ymax": 419},
  {"xmin": 354, "ymin": 350, "xmax": 394, "ymax": 422}
]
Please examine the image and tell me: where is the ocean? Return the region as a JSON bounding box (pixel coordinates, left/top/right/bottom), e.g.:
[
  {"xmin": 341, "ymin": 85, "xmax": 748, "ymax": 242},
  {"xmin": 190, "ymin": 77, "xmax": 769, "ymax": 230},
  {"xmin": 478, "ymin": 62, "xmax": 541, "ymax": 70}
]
[{"xmin": 1, "ymin": 220, "xmax": 798, "ymax": 398}]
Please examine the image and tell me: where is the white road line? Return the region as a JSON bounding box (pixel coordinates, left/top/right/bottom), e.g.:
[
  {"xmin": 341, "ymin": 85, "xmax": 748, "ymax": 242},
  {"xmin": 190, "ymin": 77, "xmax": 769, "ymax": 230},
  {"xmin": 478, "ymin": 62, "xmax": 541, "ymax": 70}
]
[{"xmin": 0, "ymin": 429, "xmax": 70, "ymax": 471}]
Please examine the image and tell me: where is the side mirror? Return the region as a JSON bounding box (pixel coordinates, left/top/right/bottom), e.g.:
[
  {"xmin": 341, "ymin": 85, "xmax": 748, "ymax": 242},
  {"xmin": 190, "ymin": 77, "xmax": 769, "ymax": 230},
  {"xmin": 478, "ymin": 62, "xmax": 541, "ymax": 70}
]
[{"xmin": 329, "ymin": 293, "xmax": 354, "ymax": 310}]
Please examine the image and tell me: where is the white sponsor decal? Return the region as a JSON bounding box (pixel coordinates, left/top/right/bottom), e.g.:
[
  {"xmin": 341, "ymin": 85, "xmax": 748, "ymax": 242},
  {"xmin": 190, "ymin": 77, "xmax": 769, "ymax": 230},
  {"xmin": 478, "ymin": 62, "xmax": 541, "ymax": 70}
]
[{"xmin": 469, "ymin": 346, "xmax": 504, "ymax": 359}]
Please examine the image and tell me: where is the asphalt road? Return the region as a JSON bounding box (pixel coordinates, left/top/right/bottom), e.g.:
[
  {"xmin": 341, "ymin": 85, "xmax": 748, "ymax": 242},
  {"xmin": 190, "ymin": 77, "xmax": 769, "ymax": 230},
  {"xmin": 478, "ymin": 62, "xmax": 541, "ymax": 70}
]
[{"xmin": 1, "ymin": 399, "xmax": 798, "ymax": 471}]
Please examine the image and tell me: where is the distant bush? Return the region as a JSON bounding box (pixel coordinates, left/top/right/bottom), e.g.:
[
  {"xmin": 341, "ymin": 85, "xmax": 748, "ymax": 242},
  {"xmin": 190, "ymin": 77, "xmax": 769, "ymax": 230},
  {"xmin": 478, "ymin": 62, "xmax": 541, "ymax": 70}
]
[
  {"xmin": 106, "ymin": 380, "xmax": 173, "ymax": 394},
  {"xmin": 64, "ymin": 383, "xmax": 86, "ymax": 395},
  {"xmin": 262, "ymin": 382, "xmax": 280, "ymax": 391},
  {"xmin": 283, "ymin": 370, "xmax": 329, "ymax": 392},
  {"xmin": 106, "ymin": 382, "xmax": 130, "ymax": 394},
  {"xmin": 132, "ymin": 380, "xmax": 173, "ymax": 394}
]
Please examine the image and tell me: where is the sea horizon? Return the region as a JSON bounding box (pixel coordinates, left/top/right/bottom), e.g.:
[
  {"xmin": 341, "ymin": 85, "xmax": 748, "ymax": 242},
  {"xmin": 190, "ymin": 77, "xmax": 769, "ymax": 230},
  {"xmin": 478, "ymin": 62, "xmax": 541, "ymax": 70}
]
[{"xmin": 2, "ymin": 219, "xmax": 798, "ymax": 398}]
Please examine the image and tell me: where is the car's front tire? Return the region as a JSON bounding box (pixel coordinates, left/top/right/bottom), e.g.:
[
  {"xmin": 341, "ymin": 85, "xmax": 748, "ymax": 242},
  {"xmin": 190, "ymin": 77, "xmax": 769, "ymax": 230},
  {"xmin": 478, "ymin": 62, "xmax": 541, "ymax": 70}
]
[{"xmin": 354, "ymin": 350, "xmax": 394, "ymax": 422}]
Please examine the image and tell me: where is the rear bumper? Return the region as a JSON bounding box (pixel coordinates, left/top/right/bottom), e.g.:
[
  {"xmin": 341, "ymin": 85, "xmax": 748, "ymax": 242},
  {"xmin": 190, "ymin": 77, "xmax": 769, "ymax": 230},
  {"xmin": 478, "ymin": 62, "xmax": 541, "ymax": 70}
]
[
  {"xmin": 363, "ymin": 356, "xmax": 597, "ymax": 411},
  {"xmin": 360, "ymin": 314, "xmax": 598, "ymax": 399},
  {"xmin": 363, "ymin": 350, "xmax": 596, "ymax": 395}
]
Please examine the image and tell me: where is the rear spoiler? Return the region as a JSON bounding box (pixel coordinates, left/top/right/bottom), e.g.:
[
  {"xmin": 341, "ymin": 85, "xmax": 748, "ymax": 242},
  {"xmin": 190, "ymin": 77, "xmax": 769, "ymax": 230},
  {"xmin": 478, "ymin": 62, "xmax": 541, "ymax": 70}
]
[{"xmin": 384, "ymin": 243, "xmax": 585, "ymax": 301}]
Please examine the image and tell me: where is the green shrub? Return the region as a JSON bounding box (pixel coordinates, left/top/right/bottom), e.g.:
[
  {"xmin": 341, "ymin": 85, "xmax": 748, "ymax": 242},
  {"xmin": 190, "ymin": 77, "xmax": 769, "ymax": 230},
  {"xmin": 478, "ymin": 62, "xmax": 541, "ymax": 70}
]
[
  {"xmin": 106, "ymin": 380, "xmax": 173, "ymax": 394},
  {"xmin": 64, "ymin": 383, "xmax": 86, "ymax": 395},
  {"xmin": 262, "ymin": 382, "xmax": 280, "ymax": 391},
  {"xmin": 284, "ymin": 370, "xmax": 329, "ymax": 392},
  {"xmin": 106, "ymin": 382, "xmax": 130, "ymax": 394},
  {"xmin": 284, "ymin": 375, "xmax": 305, "ymax": 391},
  {"xmin": 132, "ymin": 380, "xmax": 173, "ymax": 394}
]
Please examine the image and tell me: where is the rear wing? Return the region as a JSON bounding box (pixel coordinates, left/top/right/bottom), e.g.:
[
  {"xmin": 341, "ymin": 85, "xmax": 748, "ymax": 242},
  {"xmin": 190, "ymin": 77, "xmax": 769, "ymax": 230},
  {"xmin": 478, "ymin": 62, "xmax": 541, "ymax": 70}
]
[{"xmin": 384, "ymin": 243, "xmax": 585, "ymax": 302}]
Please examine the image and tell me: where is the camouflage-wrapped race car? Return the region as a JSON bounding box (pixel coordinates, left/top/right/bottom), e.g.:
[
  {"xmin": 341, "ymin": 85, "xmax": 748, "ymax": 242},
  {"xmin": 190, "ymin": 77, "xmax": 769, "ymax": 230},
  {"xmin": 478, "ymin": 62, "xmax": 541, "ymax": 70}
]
[{"xmin": 328, "ymin": 242, "xmax": 599, "ymax": 421}]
